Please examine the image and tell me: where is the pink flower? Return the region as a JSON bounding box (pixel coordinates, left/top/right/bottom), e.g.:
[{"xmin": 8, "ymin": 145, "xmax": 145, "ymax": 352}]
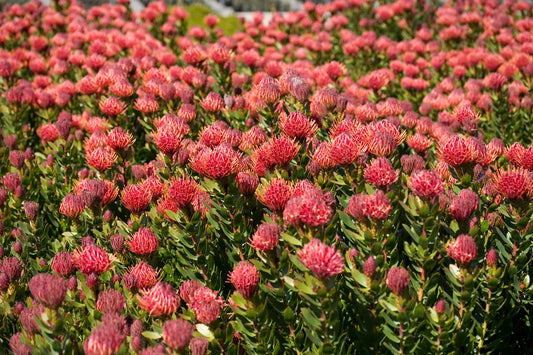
[
  {"xmin": 298, "ymin": 239, "xmax": 344, "ymax": 278},
  {"xmin": 447, "ymin": 235, "xmax": 477, "ymax": 265}
]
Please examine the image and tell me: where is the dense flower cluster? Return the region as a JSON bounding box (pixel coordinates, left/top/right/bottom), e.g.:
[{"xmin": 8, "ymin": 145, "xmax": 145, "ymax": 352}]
[{"xmin": 0, "ymin": 0, "xmax": 532, "ymax": 353}]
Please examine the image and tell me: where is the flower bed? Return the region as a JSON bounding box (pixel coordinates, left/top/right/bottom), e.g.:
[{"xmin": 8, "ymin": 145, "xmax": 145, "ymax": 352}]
[{"xmin": 0, "ymin": 0, "xmax": 532, "ymax": 353}]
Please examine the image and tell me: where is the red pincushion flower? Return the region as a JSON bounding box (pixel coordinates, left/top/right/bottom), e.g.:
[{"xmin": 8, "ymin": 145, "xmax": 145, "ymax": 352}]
[
  {"xmin": 447, "ymin": 234, "xmax": 477, "ymax": 265},
  {"xmin": 2, "ymin": 173, "xmax": 22, "ymax": 193},
  {"xmin": 178, "ymin": 103, "xmax": 197, "ymax": 122},
  {"xmin": 73, "ymin": 244, "xmax": 111, "ymax": 275},
  {"xmin": 256, "ymin": 178, "xmax": 293, "ymax": 212},
  {"xmin": 236, "ymin": 171, "xmax": 259, "ymax": 196},
  {"xmin": 59, "ymin": 193, "xmax": 86, "ymax": 218},
  {"xmin": 368, "ymin": 131, "xmax": 397, "ymax": 157},
  {"xmin": 152, "ymin": 126, "xmax": 181, "ymax": 155},
  {"xmin": 199, "ymin": 124, "xmax": 227, "ymax": 148},
  {"xmin": 229, "ymin": 261, "xmax": 260, "ymax": 298},
  {"xmin": 520, "ymin": 147, "xmax": 533, "ymax": 170},
  {"xmin": 453, "ymin": 102, "xmax": 479, "ymax": 125},
  {"xmin": 449, "ymin": 189, "xmax": 478, "ymax": 220},
  {"xmin": 190, "ymin": 286, "xmax": 224, "ymax": 324},
  {"xmin": 10, "ymin": 332, "xmax": 32, "ymax": 355},
  {"xmin": 180, "ymin": 280, "xmax": 203, "ymax": 305},
  {"xmin": 408, "ymin": 170, "xmax": 445, "ymax": 199},
  {"xmin": 110, "ymin": 80, "xmax": 134, "ymax": 98},
  {"xmin": 156, "ymin": 194, "xmax": 180, "ymax": 221},
  {"xmin": 163, "ymin": 319, "xmax": 193, "ymax": 351},
  {"xmin": 20, "ymin": 305, "xmax": 44, "ymax": 336},
  {"xmin": 51, "ymin": 251, "xmax": 75, "ymax": 277},
  {"xmin": 37, "ymin": 124, "xmax": 59, "ymax": 142},
  {"xmin": 28, "ymin": 273, "xmax": 68, "ymax": 309},
  {"xmin": 363, "ymin": 190, "xmax": 392, "ymax": 220},
  {"xmin": 182, "ymin": 46, "xmax": 207, "ymax": 65},
  {"xmin": 23, "ymin": 201, "xmax": 38, "ymax": 220},
  {"xmin": 137, "ymin": 282, "xmax": 181, "ymax": 317},
  {"xmin": 364, "ymin": 157, "xmax": 399, "ymax": 186},
  {"xmin": 329, "ymin": 133, "xmax": 364, "ymax": 166},
  {"xmin": 107, "ymin": 127, "xmax": 134, "ymax": 150},
  {"xmin": 190, "ymin": 337, "xmax": 209, "ymax": 355},
  {"xmin": 297, "ymin": 239, "xmax": 344, "ymax": 279},
  {"xmin": 167, "ymin": 177, "xmax": 199, "ymax": 208},
  {"xmin": 127, "ymin": 227, "xmax": 159, "ymax": 255},
  {"xmin": 121, "ymin": 184, "xmax": 152, "ymax": 213},
  {"xmin": 201, "ymin": 92, "xmax": 224, "ymax": 112},
  {"xmin": 9, "ymin": 150, "xmax": 25, "ymax": 169},
  {"xmin": 279, "ymin": 111, "xmax": 317, "ymax": 139},
  {"xmin": 407, "ymin": 133, "xmax": 432, "ymax": 153},
  {"xmin": 506, "ymin": 142, "xmax": 525, "ymax": 166},
  {"xmin": 99, "ymin": 97, "xmax": 125, "ymax": 116},
  {"xmin": 134, "ymin": 94, "xmax": 159, "ymax": 113},
  {"xmin": 96, "ymin": 289, "xmax": 126, "ymax": 314},
  {"xmin": 142, "ymin": 176, "xmax": 164, "ymax": 200},
  {"xmin": 83, "ymin": 325, "xmax": 124, "ymax": 355},
  {"xmin": 239, "ymin": 126, "xmax": 268, "ymax": 152},
  {"xmin": 347, "ymin": 194, "xmax": 367, "ymax": 221},
  {"xmin": 152, "ymin": 117, "xmax": 189, "ymax": 155},
  {"xmin": 194, "ymin": 299, "xmax": 221, "ymax": 324},
  {"xmin": 400, "ymin": 155, "xmax": 425, "ymax": 174},
  {"xmin": 439, "ymin": 135, "xmax": 473, "ymax": 167},
  {"xmin": 251, "ymin": 223, "xmax": 280, "ymax": 251},
  {"xmin": 283, "ymin": 195, "xmax": 333, "ymax": 227},
  {"xmin": 86, "ymin": 147, "xmax": 117, "ymax": 171},
  {"xmin": 257, "ymin": 77, "xmax": 281, "ymax": 105},
  {"xmin": 127, "ymin": 261, "xmax": 160, "ymax": 289},
  {"xmin": 192, "ymin": 189, "xmax": 212, "ymax": 216},
  {"xmin": 208, "ymin": 43, "xmax": 231, "ymax": 64},
  {"xmin": 190, "ymin": 144, "xmax": 241, "ymax": 179},
  {"xmin": 386, "ymin": 267, "xmax": 410, "ymax": 294},
  {"xmin": 490, "ymin": 167, "xmax": 532, "ymax": 199},
  {"xmin": 266, "ymin": 136, "xmax": 300, "ymax": 167},
  {"xmin": 1, "ymin": 257, "xmax": 22, "ymax": 282}
]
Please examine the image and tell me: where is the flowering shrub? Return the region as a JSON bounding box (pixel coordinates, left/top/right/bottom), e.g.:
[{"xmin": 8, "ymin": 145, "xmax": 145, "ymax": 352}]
[{"xmin": 0, "ymin": 0, "xmax": 532, "ymax": 353}]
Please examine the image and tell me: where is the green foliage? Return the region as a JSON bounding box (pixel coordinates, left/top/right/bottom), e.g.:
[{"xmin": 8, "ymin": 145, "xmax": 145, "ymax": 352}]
[{"xmin": 185, "ymin": 3, "xmax": 242, "ymax": 35}]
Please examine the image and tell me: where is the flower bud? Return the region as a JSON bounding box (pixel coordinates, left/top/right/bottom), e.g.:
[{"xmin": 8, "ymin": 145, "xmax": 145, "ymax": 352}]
[
  {"xmin": 24, "ymin": 201, "xmax": 39, "ymax": 220},
  {"xmin": 435, "ymin": 299, "xmax": 446, "ymax": 314},
  {"xmin": 363, "ymin": 256, "xmax": 376, "ymax": 277},
  {"xmin": 68, "ymin": 276, "xmax": 78, "ymax": 291}
]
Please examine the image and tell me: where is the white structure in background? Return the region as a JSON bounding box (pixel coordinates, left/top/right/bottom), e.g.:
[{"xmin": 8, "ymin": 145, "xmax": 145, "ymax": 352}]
[{"xmin": 37, "ymin": 0, "xmax": 303, "ymax": 24}]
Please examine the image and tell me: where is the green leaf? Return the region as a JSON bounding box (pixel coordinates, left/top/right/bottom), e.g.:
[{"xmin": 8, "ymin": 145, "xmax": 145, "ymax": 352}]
[
  {"xmin": 383, "ymin": 325, "xmax": 401, "ymax": 343},
  {"xmin": 280, "ymin": 232, "xmax": 302, "ymax": 246},
  {"xmin": 142, "ymin": 331, "xmax": 161, "ymax": 340},
  {"xmin": 294, "ymin": 279, "xmax": 316, "ymax": 295},
  {"xmin": 339, "ymin": 211, "xmax": 357, "ymax": 231},
  {"xmin": 196, "ymin": 324, "xmax": 215, "ymax": 340},
  {"xmin": 351, "ymin": 268, "xmax": 368, "ymax": 288},
  {"xmin": 301, "ymin": 308, "xmax": 322, "ymax": 330},
  {"xmin": 379, "ymin": 299, "xmax": 398, "ymax": 313}
]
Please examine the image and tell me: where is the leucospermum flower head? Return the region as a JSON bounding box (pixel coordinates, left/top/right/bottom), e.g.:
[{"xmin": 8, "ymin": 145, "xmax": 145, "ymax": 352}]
[
  {"xmin": 251, "ymin": 223, "xmax": 280, "ymax": 251},
  {"xmin": 408, "ymin": 169, "xmax": 445, "ymax": 199},
  {"xmin": 386, "ymin": 267, "xmax": 410, "ymax": 294},
  {"xmin": 121, "ymin": 184, "xmax": 152, "ymax": 213},
  {"xmin": 73, "ymin": 244, "xmax": 111, "ymax": 275},
  {"xmin": 490, "ymin": 167, "xmax": 533, "ymax": 199},
  {"xmin": 229, "ymin": 261, "xmax": 260, "ymax": 298},
  {"xmin": 298, "ymin": 239, "xmax": 344, "ymax": 279},
  {"xmin": 137, "ymin": 282, "xmax": 181, "ymax": 317},
  {"xmin": 447, "ymin": 234, "xmax": 478, "ymax": 266},
  {"xmin": 127, "ymin": 227, "xmax": 159, "ymax": 256},
  {"xmin": 256, "ymin": 178, "xmax": 293, "ymax": 212}
]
